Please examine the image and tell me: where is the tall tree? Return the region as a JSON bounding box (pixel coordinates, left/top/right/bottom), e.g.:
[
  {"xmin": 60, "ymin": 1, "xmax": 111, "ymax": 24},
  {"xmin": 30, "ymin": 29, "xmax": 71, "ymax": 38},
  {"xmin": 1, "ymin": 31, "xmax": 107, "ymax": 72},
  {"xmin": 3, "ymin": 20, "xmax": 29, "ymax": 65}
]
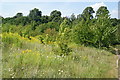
[
  {"xmin": 96, "ymin": 6, "xmax": 110, "ymax": 19},
  {"xmin": 50, "ymin": 10, "xmax": 62, "ymax": 22},
  {"xmin": 28, "ymin": 8, "xmax": 42, "ymax": 21},
  {"xmin": 81, "ymin": 7, "xmax": 95, "ymax": 21},
  {"xmin": 94, "ymin": 6, "xmax": 117, "ymax": 47},
  {"xmin": 50, "ymin": 10, "xmax": 61, "ymax": 18},
  {"xmin": 14, "ymin": 13, "xmax": 23, "ymax": 18}
]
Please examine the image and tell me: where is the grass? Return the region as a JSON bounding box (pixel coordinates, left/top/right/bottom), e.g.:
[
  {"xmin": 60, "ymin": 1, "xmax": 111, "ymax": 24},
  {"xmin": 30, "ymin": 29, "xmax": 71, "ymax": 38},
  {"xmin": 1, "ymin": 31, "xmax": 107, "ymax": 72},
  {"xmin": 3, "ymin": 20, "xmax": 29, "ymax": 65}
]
[{"xmin": 1, "ymin": 32, "xmax": 118, "ymax": 78}]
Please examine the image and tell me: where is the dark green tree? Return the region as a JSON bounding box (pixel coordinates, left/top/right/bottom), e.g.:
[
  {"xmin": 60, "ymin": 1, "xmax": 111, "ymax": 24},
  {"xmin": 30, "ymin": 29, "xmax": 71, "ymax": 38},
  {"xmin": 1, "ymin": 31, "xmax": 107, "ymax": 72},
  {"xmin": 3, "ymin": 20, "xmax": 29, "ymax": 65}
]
[
  {"xmin": 14, "ymin": 13, "xmax": 23, "ymax": 18},
  {"xmin": 28, "ymin": 8, "xmax": 42, "ymax": 21},
  {"xmin": 50, "ymin": 10, "xmax": 61, "ymax": 18},
  {"xmin": 50, "ymin": 10, "xmax": 62, "ymax": 22},
  {"xmin": 96, "ymin": 6, "xmax": 110, "ymax": 19},
  {"xmin": 110, "ymin": 18, "xmax": 118, "ymax": 26},
  {"xmin": 81, "ymin": 7, "xmax": 95, "ymax": 21},
  {"xmin": 14, "ymin": 16, "xmax": 30, "ymax": 26},
  {"xmin": 41, "ymin": 15, "xmax": 50, "ymax": 23}
]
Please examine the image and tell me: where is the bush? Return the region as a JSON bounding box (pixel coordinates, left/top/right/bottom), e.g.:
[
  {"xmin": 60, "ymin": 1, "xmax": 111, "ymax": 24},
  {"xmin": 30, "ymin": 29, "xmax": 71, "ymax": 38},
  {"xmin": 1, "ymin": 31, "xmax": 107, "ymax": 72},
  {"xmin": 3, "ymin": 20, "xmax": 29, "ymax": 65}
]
[
  {"xmin": 2, "ymin": 33, "xmax": 23, "ymax": 48},
  {"xmin": 52, "ymin": 42, "xmax": 72, "ymax": 56}
]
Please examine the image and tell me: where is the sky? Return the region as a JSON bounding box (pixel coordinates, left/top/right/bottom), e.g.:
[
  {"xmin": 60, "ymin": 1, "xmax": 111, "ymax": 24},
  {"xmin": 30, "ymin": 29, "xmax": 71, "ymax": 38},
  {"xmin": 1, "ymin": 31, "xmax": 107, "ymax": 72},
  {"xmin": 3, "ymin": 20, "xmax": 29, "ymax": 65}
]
[{"xmin": 0, "ymin": 1, "xmax": 119, "ymax": 18}]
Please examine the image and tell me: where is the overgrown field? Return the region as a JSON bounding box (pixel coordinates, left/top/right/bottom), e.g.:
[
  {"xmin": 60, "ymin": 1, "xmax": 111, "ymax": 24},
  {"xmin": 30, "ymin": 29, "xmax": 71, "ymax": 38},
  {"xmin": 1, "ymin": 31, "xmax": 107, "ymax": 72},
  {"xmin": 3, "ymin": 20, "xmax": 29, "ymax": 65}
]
[
  {"xmin": 1, "ymin": 5, "xmax": 120, "ymax": 78},
  {"xmin": 1, "ymin": 32, "xmax": 117, "ymax": 78}
]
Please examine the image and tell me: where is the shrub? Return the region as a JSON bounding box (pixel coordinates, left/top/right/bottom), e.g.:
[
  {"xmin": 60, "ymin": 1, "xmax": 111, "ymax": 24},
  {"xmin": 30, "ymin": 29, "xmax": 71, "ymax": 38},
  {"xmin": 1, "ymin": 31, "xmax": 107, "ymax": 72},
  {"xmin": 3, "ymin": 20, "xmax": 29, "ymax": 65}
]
[
  {"xmin": 2, "ymin": 33, "xmax": 23, "ymax": 48},
  {"xmin": 52, "ymin": 42, "xmax": 72, "ymax": 56}
]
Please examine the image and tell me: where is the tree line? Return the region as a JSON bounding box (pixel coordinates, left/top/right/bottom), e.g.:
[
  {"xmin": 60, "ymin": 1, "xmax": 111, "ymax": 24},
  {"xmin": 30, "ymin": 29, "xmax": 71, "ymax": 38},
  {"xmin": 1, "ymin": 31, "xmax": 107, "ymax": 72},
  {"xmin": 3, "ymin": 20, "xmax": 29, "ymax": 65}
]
[{"xmin": 1, "ymin": 6, "xmax": 120, "ymax": 50}]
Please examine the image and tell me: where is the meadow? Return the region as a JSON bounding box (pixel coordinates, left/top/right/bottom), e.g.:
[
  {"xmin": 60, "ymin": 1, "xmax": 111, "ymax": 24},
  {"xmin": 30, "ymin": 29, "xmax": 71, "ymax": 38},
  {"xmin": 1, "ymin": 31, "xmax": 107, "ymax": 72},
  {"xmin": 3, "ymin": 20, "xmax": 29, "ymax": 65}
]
[{"xmin": 1, "ymin": 32, "xmax": 118, "ymax": 78}]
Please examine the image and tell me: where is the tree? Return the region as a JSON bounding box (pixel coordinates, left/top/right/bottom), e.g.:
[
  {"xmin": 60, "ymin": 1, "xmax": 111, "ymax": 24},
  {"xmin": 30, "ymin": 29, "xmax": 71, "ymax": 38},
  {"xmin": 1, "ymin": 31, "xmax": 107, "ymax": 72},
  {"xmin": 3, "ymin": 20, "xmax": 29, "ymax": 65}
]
[
  {"xmin": 54, "ymin": 19, "xmax": 72, "ymax": 56},
  {"xmin": 41, "ymin": 15, "xmax": 50, "ymax": 23},
  {"xmin": 94, "ymin": 6, "xmax": 117, "ymax": 47},
  {"xmin": 50, "ymin": 10, "xmax": 62, "ymax": 22},
  {"xmin": 3, "ymin": 17, "xmax": 15, "ymax": 25},
  {"xmin": 14, "ymin": 13, "xmax": 23, "ymax": 18},
  {"xmin": 81, "ymin": 7, "xmax": 95, "ymax": 21},
  {"xmin": 28, "ymin": 8, "xmax": 42, "ymax": 21},
  {"xmin": 72, "ymin": 22, "xmax": 94, "ymax": 45},
  {"xmin": 0, "ymin": 16, "xmax": 3, "ymax": 26},
  {"xmin": 77, "ymin": 14, "xmax": 82, "ymax": 20},
  {"xmin": 50, "ymin": 10, "xmax": 61, "ymax": 18},
  {"xmin": 110, "ymin": 18, "xmax": 118, "ymax": 26},
  {"xmin": 96, "ymin": 6, "xmax": 110, "ymax": 19},
  {"xmin": 70, "ymin": 13, "xmax": 76, "ymax": 21},
  {"xmin": 59, "ymin": 19, "xmax": 71, "ymax": 34},
  {"xmin": 14, "ymin": 16, "xmax": 30, "ymax": 26}
]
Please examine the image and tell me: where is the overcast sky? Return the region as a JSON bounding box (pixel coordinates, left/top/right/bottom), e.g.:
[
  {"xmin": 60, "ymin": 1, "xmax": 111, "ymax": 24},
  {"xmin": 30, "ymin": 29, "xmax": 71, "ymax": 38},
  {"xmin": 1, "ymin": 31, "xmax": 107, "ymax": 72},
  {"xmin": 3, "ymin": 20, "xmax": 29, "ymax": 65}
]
[{"xmin": 0, "ymin": 1, "xmax": 119, "ymax": 18}]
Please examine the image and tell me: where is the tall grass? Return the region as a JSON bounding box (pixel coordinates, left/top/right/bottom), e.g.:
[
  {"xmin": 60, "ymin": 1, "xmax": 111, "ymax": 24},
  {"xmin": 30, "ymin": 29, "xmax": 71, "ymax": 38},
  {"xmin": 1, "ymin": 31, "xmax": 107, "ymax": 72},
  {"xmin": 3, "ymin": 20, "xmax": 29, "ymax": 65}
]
[{"xmin": 1, "ymin": 32, "xmax": 118, "ymax": 78}]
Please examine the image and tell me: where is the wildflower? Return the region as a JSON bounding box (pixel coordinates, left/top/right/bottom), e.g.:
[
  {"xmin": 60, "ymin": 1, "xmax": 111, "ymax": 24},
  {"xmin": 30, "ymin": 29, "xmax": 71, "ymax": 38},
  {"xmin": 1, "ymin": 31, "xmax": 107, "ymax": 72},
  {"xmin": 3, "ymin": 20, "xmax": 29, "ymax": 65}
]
[
  {"xmin": 22, "ymin": 49, "xmax": 32, "ymax": 53},
  {"xmin": 12, "ymin": 76, "xmax": 14, "ymax": 78}
]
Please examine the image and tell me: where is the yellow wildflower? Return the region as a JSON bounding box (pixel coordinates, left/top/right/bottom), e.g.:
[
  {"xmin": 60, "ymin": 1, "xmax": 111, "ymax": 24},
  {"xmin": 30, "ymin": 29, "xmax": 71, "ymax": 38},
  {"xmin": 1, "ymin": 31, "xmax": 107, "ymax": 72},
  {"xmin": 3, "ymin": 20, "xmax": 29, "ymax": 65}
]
[{"xmin": 22, "ymin": 49, "xmax": 32, "ymax": 53}]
